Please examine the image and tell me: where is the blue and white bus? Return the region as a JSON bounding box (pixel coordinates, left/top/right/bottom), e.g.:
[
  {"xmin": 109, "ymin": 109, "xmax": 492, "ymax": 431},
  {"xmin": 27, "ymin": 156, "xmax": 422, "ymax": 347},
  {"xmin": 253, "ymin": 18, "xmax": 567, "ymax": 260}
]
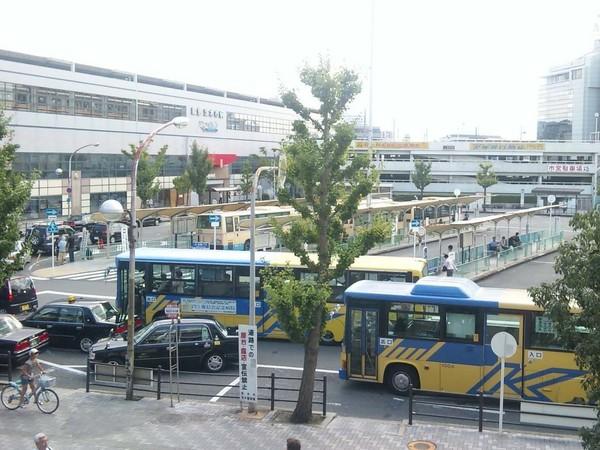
[{"xmin": 115, "ymin": 248, "xmax": 428, "ymax": 343}]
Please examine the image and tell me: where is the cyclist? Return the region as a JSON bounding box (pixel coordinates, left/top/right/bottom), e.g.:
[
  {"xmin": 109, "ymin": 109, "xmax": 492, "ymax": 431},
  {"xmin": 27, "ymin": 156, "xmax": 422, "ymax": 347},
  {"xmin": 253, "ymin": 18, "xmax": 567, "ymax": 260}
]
[{"xmin": 18, "ymin": 348, "xmax": 45, "ymax": 407}]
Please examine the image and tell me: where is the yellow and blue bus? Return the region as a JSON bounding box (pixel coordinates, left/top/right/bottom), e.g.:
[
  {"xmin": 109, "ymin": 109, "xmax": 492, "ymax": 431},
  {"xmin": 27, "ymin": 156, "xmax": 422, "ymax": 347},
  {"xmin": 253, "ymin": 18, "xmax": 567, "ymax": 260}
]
[
  {"xmin": 339, "ymin": 277, "xmax": 586, "ymax": 403},
  {"xmin": 115, "ymin": 248, "xmax": 427, "ymax": 344}
]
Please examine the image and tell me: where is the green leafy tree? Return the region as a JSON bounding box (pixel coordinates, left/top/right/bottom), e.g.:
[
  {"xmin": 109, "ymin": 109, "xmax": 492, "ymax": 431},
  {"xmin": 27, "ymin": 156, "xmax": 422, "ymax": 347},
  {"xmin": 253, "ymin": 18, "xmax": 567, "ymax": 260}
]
[
  {"xmin": 185, "ymin": 141, "xmax": 213, "ymax": 202},
  {"xmin": 239, "ymin": 161, "xmax": 254, "ymax": 201},
  {"xmin": 529, "ymin": 211, "xmax": 600, "ymax": 448},
  {"xmin": 265, "ymin": 59, "xmax": 388, "ymax": 423},
  {"xmin": 122, "ymin": 144, "xmax": 167, "ymax": 208},
  {"xmin": 411, "ymin": 160, "xmax": 432, "ymax": 199},
  {"xmin": 172, "ymin": 173, "xmax": 191, "ymax": 206},
  {"xmin": 0, "ymin": 110, "xmax": 33, "ymax": 283},
  {"xmin": 476, "ymin": 162, "xmax": 497, "ymax": 211}
]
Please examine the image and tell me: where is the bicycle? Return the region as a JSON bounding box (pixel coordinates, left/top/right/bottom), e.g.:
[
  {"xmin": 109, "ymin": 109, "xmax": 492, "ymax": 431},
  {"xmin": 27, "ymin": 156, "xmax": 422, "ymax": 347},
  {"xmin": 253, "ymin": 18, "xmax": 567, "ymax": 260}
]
[{"xmin": 1, "ymin": 371, "xmax": 59, "ymax": 414}]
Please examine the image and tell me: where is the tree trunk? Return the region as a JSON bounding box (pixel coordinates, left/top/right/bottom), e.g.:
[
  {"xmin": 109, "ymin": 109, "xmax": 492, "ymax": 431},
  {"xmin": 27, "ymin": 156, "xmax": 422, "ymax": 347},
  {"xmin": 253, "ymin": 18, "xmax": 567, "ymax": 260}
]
[
  {"xmin": 483, "ymin": 187, "xmax": 487, "ymax": 212},
  {"xmin": 290, "ymin": 314, "xmax": 322, "ymax": 423}
]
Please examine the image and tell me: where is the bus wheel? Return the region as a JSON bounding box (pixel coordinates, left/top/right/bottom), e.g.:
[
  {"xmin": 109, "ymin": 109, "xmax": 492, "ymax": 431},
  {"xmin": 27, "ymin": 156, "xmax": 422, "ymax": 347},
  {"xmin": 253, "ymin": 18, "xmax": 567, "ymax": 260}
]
[
  {"xmin": 244, "ymin": 240, "xmax": 250, "ymax": 251},
  {"xmin": 386, "ymin": 364, "xmax": 419, "ymax": 395},
  {"xmin": 320, "ymin": 331, "xmax": 338, "ymax": 345}
]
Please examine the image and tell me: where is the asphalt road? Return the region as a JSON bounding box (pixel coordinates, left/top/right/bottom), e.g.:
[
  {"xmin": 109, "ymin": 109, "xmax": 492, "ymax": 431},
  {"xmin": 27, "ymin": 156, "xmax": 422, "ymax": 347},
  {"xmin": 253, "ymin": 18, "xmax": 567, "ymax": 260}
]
[{"xmin": 5, "ymin": 218, "xmax": 566, "ymax": 425}]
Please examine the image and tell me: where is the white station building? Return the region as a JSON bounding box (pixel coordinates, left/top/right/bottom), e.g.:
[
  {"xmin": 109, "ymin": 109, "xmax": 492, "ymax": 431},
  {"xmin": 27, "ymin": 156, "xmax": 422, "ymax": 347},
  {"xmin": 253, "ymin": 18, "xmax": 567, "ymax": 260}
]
[
  {"xmin": 352, "ymin": 140, "xmax": 600, "ymax": 213},
  {"xmin": 0, "ymin": 49, "xmax": 297, "ymax": 218},
  {"xmin": 1, "ymin": 49, "xmax": 599, "ymax": 219}
]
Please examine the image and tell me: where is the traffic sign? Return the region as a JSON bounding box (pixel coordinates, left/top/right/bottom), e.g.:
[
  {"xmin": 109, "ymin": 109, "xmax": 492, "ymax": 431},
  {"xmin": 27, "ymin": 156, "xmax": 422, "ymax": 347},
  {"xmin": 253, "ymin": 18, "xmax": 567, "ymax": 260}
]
[
  {"xmin": 491, "ymin": 331, "xmax": 517, "ymax": 358},
  {"xmin": 410, "ymin": 219, "xmax": 420, "ymax": 230},
  {"xmin": 209, "ymin": 215, "xmax": 221, "ymax": 224},
  {"xmin": 47, "ymin": 215, "xmax": 57, "ymax": 221},
  {"xmin": 548, "ymin": 195, "xmax": 556, "ymax": 204},
  {"xmin": 47, "ymin": 221, "xmax": 58, "ymax": 234},
  {"xmin": 192, "ymin": 242, "xmax": 210, "ymax": 249},
  {"xmin": 46, "ymin": 208, "xmax": 58, "ymax": 217},
  {"xmin": 164, "ymin": 302, "xmax": 179, "ymax": 320}
]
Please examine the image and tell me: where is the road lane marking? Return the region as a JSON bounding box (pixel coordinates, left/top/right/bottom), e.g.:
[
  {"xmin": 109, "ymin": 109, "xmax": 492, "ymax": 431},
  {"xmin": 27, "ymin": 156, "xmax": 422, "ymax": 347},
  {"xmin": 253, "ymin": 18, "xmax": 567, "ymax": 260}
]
[
  {"xmin": 54, "ymin": 270, "xmax": 106, "ymax": 280},
  {"xmin": 210, "ymin": 377, "xmax": 240, "ymax": 402},
  {"xmin": 531, "ymin": 261, "xmax": 555, "ymax": 265},
  {"xmin": 258, "ymin": 364, "xmax": 338, "ymax": 374},
  {"xmin": 37, "ymin": 290, "xmax": 114, "ymax": 300},
  {"xmin": 430, "ymin": 403, "xmax": 501, "ymax": 415},
  {"xmin": 38, "ymin": 359, "xmax": 86, "ymax": 376},
  {"xmin": 31, "ymin": 276, "xmax": 50, "ymax": 281}
]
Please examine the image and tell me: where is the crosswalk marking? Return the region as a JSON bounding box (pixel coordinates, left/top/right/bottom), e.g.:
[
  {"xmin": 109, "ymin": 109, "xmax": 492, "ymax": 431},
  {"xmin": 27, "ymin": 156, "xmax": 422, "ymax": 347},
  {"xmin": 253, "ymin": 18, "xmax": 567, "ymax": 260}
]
[{"xmin": 54, "ymin": 269, "xmax": 106, "ymax": 280}]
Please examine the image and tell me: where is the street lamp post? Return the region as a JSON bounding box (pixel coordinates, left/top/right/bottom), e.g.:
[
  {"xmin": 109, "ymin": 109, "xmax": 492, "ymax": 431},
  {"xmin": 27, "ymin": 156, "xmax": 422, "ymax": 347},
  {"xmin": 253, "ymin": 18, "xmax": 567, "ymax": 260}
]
[
  {"xmin": 124, "ymin": 116, "xmax": 188, "ymax": 401},
  {"xmin": 595, "ymin": 112, "xmax": 599, "ymax": 142},
  {"xmin": 68, "ymin": 143, "xmax": 100, "ymax": 216}
]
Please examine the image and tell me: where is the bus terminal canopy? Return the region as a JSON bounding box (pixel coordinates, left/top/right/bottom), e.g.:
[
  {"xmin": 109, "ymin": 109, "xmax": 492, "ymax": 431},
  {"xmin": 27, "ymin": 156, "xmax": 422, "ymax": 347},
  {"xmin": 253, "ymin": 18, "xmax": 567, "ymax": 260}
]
[
  {"xmin": 425, "ymin": 204, "xmax": 561, "ymax": 236},
  {"xmin": 90, "ymin": 195, "xmax": 481, "ymax": 225}
]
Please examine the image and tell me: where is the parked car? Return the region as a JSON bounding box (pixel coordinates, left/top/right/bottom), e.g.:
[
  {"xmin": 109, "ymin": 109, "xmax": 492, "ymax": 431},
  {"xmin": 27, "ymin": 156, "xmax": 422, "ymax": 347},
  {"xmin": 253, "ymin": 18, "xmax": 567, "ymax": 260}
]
[
  {"xmin": 21, "ymin": 299, "xmax": 139, "ymax": 352},
  {"xmin": 139, "ymin": 216, "xmax": 160, "ymax": 227},
  {"xmin": 90, "ymin": 318, "xmax": 237, "ymax": 372},
  {"xmin": 0, "ymin": 276, "xmax": 37, "ymax": 315},
  {"xmin": 65, "ymin": 214, "xmax": 85, "ymax": 231},
  {"xmin": 26, "ymin": 224, "xmax": 82, "ymax": 255},
  {"xmin": 0, "ymin": 314, "xmax": 48, "ymax": 366},
  {"xmin": 6, "ymin": 240, "xmax": 31, "ymax": 270},
  {"xmin": 88, "ymin": 222, "xmax": 126, "ymax": 244}
]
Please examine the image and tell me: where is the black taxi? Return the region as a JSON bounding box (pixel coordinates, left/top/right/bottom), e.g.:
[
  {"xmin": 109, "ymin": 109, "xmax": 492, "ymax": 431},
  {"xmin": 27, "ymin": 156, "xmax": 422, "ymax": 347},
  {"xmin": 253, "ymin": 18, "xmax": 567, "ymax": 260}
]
[
  {"xmin": 21, "ymin": 298, "xmax": 134, "ymax": 352},
  {"xmin": 90, "ymin": 318, "xmax": 237, "ymax": 372}
]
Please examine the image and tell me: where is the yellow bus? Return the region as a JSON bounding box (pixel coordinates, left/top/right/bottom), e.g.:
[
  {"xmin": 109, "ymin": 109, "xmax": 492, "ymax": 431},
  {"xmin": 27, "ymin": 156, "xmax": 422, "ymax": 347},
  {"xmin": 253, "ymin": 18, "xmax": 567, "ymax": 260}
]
[
  {"xmin": 340, "ymin": 276, "xmax": 586, "ymax": 403},
  {"xmin": 115, "ymin": 248, "xmax": 428, "ymax": 344},
  {"xmin": 195, "ymin": 205, "xmax": 297, "ymax": 251}
]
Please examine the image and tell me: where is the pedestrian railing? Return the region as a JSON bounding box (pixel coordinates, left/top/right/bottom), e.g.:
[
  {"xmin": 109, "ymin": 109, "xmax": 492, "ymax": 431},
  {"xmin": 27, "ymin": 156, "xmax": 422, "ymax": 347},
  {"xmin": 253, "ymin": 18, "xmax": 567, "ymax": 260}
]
[
  {"xmin": 408, "ymin": 385, "xmax": 594, "ymax": 432},
  {"xmin": 86, "ymin": 359, "xmax": 327, "ymax": 415},
  {"xmin": 0, "ymin": 351, "xmax": 13, "ymax": 384}
]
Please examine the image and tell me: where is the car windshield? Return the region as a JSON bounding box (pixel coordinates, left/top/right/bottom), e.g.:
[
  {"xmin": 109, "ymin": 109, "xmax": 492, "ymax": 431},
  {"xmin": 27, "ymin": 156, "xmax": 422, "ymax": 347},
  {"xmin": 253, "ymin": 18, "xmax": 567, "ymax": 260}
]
[
  {"xmin": 91, "ymin": 303, "xmax": 118, "ymax": 322},
  {"xmin": 0, "ymin": 316, "xmax": 23, "ymax": 336},
  {"xmin": 133, "ymin": 323, "xmax": 157, "ymax": 344},
  {"xmin": 213, "ymin": 319, "xmax": 228, "ymax": 337},
  {"xmin": 10, "ymin": 277, "xmax": 33, "ymax": 290}
]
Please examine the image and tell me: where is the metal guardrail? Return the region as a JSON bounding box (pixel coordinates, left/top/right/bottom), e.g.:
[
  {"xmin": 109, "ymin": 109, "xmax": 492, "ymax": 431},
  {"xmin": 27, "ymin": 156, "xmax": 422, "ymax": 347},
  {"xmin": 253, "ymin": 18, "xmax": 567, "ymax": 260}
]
[
  {"xmin": 86, "ymin": 359, "xmax": 327, "ymax": 415},
  {"xmin": 408, "ymin": 385, "xmax": 593, "ymax": 432}
]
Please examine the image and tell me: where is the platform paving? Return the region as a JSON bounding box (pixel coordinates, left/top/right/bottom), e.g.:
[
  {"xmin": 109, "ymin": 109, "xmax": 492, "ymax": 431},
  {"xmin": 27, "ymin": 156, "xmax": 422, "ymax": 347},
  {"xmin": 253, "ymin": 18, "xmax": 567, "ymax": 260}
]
[{"xmin": 0, "ymin": 388, "xmax": 582, "ymax": 449}]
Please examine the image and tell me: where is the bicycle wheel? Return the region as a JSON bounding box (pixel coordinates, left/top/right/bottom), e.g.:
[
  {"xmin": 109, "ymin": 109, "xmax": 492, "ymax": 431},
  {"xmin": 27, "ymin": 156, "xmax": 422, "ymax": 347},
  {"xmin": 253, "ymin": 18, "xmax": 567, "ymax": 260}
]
[
  {"xmin": 1, "ymin": 384, "xmax": 22, "ymax": 410},
  {"xmin": 36, "ymin": 388, "xmax": 59, "ymax": 414}
]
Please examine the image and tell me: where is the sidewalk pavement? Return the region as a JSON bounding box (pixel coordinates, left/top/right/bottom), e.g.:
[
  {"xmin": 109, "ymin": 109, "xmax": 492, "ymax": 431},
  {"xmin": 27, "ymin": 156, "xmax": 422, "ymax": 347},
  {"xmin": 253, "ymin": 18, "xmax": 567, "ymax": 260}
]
[
  {"xmin": 0, "ymin": 388, "xmax": 582, "ymax": 449},
  {"xmin": 32, "ymin": 257, "xmax": 115, "ymax": 279}
]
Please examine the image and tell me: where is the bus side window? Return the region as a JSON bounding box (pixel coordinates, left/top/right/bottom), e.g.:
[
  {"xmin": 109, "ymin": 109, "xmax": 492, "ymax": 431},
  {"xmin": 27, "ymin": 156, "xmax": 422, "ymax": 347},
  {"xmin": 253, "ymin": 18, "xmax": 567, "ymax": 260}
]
[
  {"xmin": 226, "ymin": 217, "xmax": 234, "ymax": 233},
  {"xmin": 236, "ymin": 267, "xmax": 261, "ymax": 298},
  {"xmin": 199, "ymin": 266, "xmax": 235, "ymax": 297},
  {"xmin": 151, "ymin": 264, "xmax": 172, "ymax": 293}
]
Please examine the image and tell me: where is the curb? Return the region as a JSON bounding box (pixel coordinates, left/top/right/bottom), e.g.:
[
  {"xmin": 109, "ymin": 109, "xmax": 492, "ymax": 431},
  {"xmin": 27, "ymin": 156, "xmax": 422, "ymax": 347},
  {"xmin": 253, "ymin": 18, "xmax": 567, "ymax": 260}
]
[{"xmin": 472, "ymin": 248, "xmax": 558, "ymax": 282}]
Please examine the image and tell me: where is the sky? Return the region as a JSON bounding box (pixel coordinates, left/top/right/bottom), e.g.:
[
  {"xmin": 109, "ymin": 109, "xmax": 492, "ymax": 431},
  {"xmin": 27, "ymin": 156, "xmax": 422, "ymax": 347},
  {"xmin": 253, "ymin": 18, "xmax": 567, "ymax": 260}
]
[{"xmin": 1, "ymin": 0, "xmax": 599, "ymax": 140}]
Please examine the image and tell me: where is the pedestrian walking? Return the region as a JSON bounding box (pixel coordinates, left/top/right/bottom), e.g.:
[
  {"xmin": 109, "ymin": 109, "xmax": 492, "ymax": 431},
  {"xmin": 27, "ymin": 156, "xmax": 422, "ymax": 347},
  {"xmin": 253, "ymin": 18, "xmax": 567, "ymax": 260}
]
[
  {"xmin": 34, "ymin": 432, "xmax": 53, "ymax": 450},
  {"xmin": 57, "ymin": 235, "xmax": 67, "ymax": 265},
  {"xmin": 446, "ymin": 245, "xmax": 457, "ymax": 277},
  {"xmin": 67, "ymin": 234, "xmax": 76, "ymax": 263}
]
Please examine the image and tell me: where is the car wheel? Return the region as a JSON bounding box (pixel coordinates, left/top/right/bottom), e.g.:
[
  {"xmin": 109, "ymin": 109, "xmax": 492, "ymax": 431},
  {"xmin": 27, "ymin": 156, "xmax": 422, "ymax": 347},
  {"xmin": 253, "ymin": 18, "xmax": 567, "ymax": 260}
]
[
  {"xmin": 31, "ymin": 236, "xmax": 41, "ymax": 246},
  {"xmin": 204, "ymin": 352, "xmax": 226, "ymax": 372},
  {"xmin": 107, "ymin": 358, "xmax": 124, "ymax": 366},
  {"xmin": 320, "ymin": 330, "xmax": 338, "ymax": 345},
  {"xmin": 386, "ymin": 364, "xmax": 419, "ymax": 395},
  {"xmin": 79, "ymin": 337, "xmax": 94, "ymax": 353}
]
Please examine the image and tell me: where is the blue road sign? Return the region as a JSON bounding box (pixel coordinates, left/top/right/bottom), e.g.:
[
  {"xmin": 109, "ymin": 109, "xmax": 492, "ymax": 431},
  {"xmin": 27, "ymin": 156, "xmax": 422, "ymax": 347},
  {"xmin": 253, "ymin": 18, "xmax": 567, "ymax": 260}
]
[
  {"xmin": 46, "ymin": 208, "xmax": 58, "ymax": 217},
  {"xmin": 47, "ymin": 221, "xmax": 58, "ymax": 234},
  {"xmin": 410, "ymin": 219, "xmax": 421, "ymax": 229},
  {"xmin": 192, "ymin": 242, "xmax": 210, "ymax": 249},
  {"xmin": 209, "ymin": 215, "xmax": 221, "ymax": 224}
]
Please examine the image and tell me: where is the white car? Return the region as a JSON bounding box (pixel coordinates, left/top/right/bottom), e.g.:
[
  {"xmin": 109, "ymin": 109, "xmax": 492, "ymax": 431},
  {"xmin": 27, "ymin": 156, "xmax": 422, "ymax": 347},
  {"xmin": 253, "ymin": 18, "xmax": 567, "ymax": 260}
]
[{"xmin": 8, "ymin": 240, "xmax": 31, "ymax": 269}]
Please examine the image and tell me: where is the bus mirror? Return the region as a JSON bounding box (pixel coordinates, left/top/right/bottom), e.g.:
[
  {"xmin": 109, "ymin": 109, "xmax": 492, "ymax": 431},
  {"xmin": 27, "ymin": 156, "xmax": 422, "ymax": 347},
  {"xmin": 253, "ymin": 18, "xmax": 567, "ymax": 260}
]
[{"xmin": 473, "ymin": 333, "xmax": 479, "ymax": 343}]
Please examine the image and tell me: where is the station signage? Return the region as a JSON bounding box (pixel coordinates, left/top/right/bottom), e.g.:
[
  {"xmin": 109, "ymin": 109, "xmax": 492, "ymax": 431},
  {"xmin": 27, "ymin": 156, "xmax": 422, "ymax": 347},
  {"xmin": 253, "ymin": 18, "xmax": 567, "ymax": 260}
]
[{"xmin": 547, "ymin": 164, "xmax": 590, "ymax": 173}]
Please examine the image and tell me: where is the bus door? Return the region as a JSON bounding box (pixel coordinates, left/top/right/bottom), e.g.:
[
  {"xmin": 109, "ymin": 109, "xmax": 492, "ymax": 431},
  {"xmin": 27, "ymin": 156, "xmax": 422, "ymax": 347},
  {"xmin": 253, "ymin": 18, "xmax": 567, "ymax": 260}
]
[
  {"xmin": 348, "ymin": 306, "xmax": 379, "ymax": 379},
  {"xmin": 483, "ymin": 313, "xmax": 524, "ymax": 398}
]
